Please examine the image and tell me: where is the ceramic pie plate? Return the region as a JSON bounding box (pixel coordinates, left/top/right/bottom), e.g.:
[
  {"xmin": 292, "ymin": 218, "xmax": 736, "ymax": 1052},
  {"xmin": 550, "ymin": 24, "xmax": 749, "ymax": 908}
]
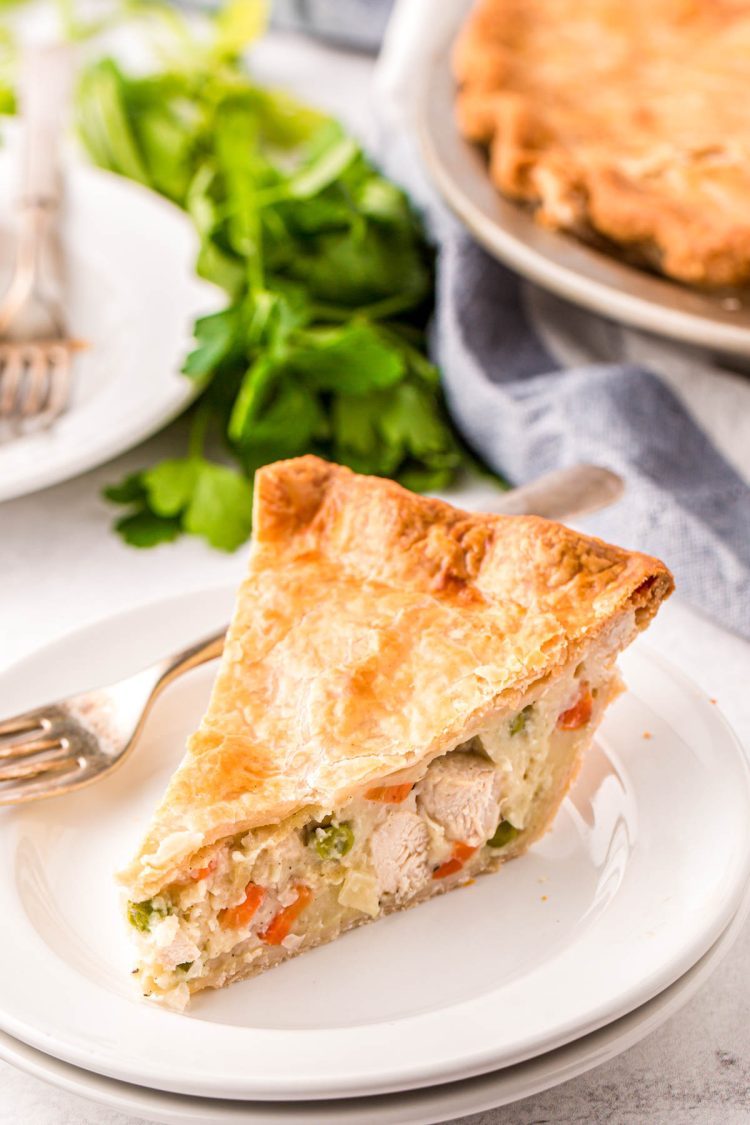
[
  {"xmin": 0, "ymin": 586, "xmax": 749, "ymax": 1102},
  {"xmin": 417, "ymin": 0, "xmax": 750, "ymax": 357}
]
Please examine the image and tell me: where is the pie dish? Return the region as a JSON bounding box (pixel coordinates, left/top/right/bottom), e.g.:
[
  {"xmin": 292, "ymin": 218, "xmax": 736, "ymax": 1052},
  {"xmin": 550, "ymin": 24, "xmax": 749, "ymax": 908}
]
[
  {"xmin": 454, "ymin": 0, "xmax": 750, "ymax": 287},
  {"xmin": 120, "ymin": 455, "xmax": 673, "ymax": 1008}
]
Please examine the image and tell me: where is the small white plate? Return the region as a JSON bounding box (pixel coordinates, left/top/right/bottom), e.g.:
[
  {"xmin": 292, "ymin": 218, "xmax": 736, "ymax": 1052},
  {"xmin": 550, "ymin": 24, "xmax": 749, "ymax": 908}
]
[
  {"xmin": 0, "ymin": 587, "xmax": 749, "ymax": 1102},
  {"xmin": 418, "ymin": 0, "xmax": 750, "ymax": 357},
  {"xmin": 0, "ymin": 126, "xmax": 219, "ymax": 502},
  {"xmin": 1, "ymin": 893, "xmax": 747, "ymax": 1125}
]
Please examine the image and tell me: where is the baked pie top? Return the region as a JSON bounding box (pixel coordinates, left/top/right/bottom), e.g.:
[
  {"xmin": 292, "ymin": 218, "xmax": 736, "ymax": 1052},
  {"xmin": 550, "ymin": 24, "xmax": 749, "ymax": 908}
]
[
  {"xmin": 454, "ymin": 0, "xmax": 750, "ymax": 286},
  {"xmin": 121, "ymin": 456, "xmax": 672, "ymax": 900}
]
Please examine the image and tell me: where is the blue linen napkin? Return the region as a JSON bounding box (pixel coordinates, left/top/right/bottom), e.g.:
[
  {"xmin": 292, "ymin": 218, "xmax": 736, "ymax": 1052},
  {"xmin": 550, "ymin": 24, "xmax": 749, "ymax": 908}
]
[
  {"xmin": 372, "ymin": 0, "xmax": 750, "ymax": 639},
  {"xmin": 436, "ymin": 237, "xmax": 750, "ymax": 637}
]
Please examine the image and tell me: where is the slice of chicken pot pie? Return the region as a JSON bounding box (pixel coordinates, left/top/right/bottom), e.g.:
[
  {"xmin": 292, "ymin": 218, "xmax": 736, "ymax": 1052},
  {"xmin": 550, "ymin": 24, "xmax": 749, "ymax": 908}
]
[{"xmin": 120, "ymin": 456, "xmax": 673, "ymax": 1008}]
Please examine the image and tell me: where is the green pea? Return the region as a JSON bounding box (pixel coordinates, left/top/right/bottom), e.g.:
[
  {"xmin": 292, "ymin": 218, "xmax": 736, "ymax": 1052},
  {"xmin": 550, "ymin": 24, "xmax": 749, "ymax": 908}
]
[
  {"xmin": 302, "ymin": 816, "xmax": 330, "ymax": 845},
  {"xmin": 488, "ymin": 820, "xmax": 520, "ymax": 848},
  {"xmin": 127, "ymin": 899, "xmax": 155, "ymax": 932},
  {"xmin": 127, "ymin": 897, "xmax": 171, "ymax": 932},
  {"xmin": 313, "ymin": 821, "xmax": 354, "ymax": 860},
  {"xmin": 509, "ymin": 704, "xmax": 534, "ymax": 736}
]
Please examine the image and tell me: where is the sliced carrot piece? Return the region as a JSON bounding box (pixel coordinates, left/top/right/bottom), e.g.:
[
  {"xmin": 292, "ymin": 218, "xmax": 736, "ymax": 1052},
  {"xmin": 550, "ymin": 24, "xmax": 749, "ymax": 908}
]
[
  {"xmin": 432, "ymin": 841, "xmax": 478, "ymax": 880},
  {"xmin": 220, "ymin": 882, "xmax": 266, "ymax": 929},
  {"xmin": 260, "ymin": 884, "xmax": 313, "ymax": 946},
  {"xmin": 189, "ymin": 858, "xmax": 218, "ymax": 882},
  {"xmin": 557, "ymin": 683, "xmax": 594, "ymax": 731},
  {"xmin": 365, "ymin": 782, "xmax": 413, "ymax": 803}
]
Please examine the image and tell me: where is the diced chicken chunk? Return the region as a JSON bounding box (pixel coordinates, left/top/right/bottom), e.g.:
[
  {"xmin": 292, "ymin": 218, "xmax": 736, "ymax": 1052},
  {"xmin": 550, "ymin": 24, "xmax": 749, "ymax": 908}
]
[
  {"xmin": 416, "ymin": 751, "xmax": 502, "ymax": 846},
  {"xmin": 369, "ymin": 810, "xmax": 431, "ymax": 899},
  {"xmin": 152, "ymin": 915, "xmax": 201, "ymax": 972}
]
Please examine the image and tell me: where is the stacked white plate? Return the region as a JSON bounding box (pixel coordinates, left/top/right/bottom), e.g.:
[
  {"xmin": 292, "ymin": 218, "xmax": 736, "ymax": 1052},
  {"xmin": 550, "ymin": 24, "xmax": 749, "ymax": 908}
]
[{"xmin": 1, "ymin": 586, "xmax": 749, "ymax": 1124}]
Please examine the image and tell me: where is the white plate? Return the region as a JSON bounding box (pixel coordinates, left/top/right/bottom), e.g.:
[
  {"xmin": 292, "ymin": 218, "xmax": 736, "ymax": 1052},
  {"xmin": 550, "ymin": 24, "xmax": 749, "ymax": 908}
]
[
  {"xmin": 1, "ymin": 893, "xmax": 747, "ymax": 1125},
  {"xmin": 0, "ymin": 125, "xmax": 219, "ymax": 502},
  {"xmin": 417, "ymin": 0, "xmax": 750, "ymax": 357},
  {"xmin": 0, "ymin": 588, "xmax": 749, "ymax": 1102}
]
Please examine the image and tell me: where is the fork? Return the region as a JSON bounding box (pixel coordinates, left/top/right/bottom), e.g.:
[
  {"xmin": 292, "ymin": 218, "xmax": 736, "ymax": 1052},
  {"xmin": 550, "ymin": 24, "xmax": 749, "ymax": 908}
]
[
  {"xmin": 0, "ymin": 44, "xmax": 79, "ymax": 427},
  {"xmin": 0, "ymin": 463, "xmax": 623, "ymax": 805}
]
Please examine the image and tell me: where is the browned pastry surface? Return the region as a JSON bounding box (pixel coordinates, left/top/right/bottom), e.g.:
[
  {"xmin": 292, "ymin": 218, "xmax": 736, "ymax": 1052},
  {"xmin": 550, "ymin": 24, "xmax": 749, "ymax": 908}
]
[
  {"xmin": 454, "ymin": 0, "xmax": 750, "ymax": 286},
  {"xmin": 122, "ymin": 456, "xmax": 672, "ymax": 900}
]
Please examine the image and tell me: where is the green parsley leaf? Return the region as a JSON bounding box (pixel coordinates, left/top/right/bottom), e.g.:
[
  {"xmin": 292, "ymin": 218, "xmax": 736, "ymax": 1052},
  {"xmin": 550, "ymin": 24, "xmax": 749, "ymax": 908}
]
[
  {"xmin": 183, "ymin": 461, "xmax": 253, "ymax": 551},
  {"xmin": 102, "ymin": 471, "xmax": 148, "ymax": 505},
  {"xmin": 285, "ymin": 135, "xmax": 359, "ymax": 200},
  {"xmin": 73, "ymin": 5, "xmax": 501, "ymax": 551},
  {"xmin": 380, "ymin": 383, "xmax": 452, "ymax": 457},
  {"xmin": 292, "ymin": 323, "xmax": 405, "ymax": 394},
  {"xmin": 397, "ymin": 465, "xmax": 457, "ymax": 493},
  {"xmin": 114, "ymin": 509, "xmax": 182, "ymax": 548},
  {"xmin": 182, "ymin": 307, "xmax": 245, "ymax": 382},
  {"xmin": 143, "ymin": 459, "xmax": 199, "ymax": 517},
  {"xmin": 76, "ymin": 59, "xmax": 151, "ymax": 186}
]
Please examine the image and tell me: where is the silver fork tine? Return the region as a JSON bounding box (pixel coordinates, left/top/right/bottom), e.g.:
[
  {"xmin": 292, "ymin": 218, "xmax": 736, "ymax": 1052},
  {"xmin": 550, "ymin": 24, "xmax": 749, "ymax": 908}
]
[
  {"xmin": 0, "ymin": 768, "xmax": 84, "ymax": 805},
  {"xmin": 0, "ymin": 345, "xmax": 24, "ymax": 417},
  {"xmin": 44, "ymin": 342, "xmax": 73, "ymax": 420},
  {"xmin": 0, "ymin": 628, "xmax": 227, "ymax": 806},
  {"xmin": 0, "ymin": 340, "xmax": 80, "ymax": 426},
  {"xmin": 0, "ymin": 755, "xmax": 80, "ymax": 783},
  {"xmin": 0, "ymin": 715, "xmax": 46, "ymax": 737},
  {"xmin": 22, "ymin": 343, "xmax": 48, "ymax": 415},
  {"xmin": 0, "ymin": 737, "xmax": 65, "ymax": 760}
]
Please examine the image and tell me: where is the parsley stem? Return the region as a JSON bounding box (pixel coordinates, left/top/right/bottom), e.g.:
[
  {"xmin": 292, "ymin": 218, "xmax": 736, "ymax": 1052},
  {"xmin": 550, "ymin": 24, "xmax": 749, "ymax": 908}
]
[
  {"xmin": 309, "ymin": 292, "xmax": 422, "ymax": 324},
  {"xmin": 189, "ymin": 404, "xmax": 210, "ymax": 460},
  {"xmin": 307, "ymin": 303, "xmax": 355, "ymax": 322},
  {"xmin": 358, "ymin": 292, "xmax": 424, "ymax": 321},
  {"xmin": 246, "ymin": 210, "xmax": 264, "ymax": 293}
]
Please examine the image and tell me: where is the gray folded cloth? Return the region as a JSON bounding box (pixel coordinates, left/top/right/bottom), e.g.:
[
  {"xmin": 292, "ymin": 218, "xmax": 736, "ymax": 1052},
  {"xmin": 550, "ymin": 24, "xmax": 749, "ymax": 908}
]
[
  {"xmin": 271, "ymin": 0, "xmax": 394, "ymax": 51},
  {"xmin": 374, "ymin": 0, "xmax": 750, "ymax": 640},
  {"xmin": 436, "ymin": 238, "xmax": 750, "ymax": 637}
]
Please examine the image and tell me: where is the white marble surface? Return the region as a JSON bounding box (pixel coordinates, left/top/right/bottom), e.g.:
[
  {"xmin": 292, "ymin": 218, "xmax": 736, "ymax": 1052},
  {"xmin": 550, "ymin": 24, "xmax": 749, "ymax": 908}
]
[{"xmin": 1, "ymin": 29, "xmax": 749, "ymax": 1125}]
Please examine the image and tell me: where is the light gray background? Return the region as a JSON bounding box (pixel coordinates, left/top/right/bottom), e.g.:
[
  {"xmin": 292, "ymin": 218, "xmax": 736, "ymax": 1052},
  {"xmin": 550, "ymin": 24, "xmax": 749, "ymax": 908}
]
[{"xmin": 1, "ymin": 28, "xmax": 749, "ymax": 1125}]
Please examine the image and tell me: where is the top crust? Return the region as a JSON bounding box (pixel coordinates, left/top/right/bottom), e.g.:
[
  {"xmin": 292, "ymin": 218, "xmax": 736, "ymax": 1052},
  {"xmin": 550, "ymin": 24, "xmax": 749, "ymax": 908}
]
[
  {"xmin": 121, "ymin": 457, "xmax": 673, "ymax": 898},
  {"xmin": 454, "ymin": 0, "xmax": 750, "ymax": 287}
]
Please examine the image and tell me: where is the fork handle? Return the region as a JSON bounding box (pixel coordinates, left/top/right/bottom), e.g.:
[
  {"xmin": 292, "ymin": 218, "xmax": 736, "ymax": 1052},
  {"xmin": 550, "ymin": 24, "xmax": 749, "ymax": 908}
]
[
  {"xmin": 20, "ymin": 44, "xmax": 72, "ymax": 209},
  {"xmin": 480, "ymin": 464, "xmax": 624, "ymax": 521},
  {"xmin": 152, "ymin": 628, "xmax": 227, "ymax": 692}
]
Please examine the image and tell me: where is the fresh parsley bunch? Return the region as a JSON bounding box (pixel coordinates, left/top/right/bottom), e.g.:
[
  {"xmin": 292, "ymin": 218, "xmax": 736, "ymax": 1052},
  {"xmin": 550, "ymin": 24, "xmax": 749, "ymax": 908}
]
[{"xmin": 77, "ymin": 6, "xmax": 483, "ymax": 550}]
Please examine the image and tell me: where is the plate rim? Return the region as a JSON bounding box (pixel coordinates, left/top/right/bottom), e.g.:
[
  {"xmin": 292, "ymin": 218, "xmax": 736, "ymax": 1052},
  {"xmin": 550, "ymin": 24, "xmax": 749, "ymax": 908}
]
[
  {"xmin": 1, "ymin": 892, "xmax": 747, "ymax": 1125},
  {"xmin": 416, "ymin": 2, "xmax": 750, "ymax": 357},
  {"xmin": 0, "ymin": 586, "xmax": 749, "ymax": 1101}
]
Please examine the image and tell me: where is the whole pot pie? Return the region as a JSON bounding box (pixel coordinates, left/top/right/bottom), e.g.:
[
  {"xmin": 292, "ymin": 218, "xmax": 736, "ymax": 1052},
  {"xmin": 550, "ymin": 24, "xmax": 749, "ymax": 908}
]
[
  {"xmin": 454, "ymin": 0, "xmax": 750, "ymax": 287},
  {"xmin": 120, "ymin": 456, "xmax": 673, "ymax": 1009}
]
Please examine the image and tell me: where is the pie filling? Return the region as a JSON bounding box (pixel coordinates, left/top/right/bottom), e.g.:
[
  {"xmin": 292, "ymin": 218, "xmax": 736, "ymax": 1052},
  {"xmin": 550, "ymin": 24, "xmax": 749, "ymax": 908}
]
[{"xmin": 126, "ymin": 627, "xmax": 628, "ymax": 1008}]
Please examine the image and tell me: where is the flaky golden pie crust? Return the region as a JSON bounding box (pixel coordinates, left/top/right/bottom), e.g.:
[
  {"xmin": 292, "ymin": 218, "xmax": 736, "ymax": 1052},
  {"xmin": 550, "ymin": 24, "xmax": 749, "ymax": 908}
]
[
  {"xmin": 121, "ymin": 456, "xmax": 672, "ymax": 901},
  {"xmin": 454, "ymin": 0, "xmax": 750, "ymax": 287}
]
